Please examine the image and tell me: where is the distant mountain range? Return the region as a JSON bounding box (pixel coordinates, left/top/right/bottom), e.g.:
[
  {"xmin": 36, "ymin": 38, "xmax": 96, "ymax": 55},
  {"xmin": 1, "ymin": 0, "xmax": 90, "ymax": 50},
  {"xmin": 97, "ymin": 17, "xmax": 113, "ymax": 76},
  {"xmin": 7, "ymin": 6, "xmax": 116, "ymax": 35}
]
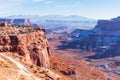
[
  {"xmin": 0, "ymin": 15, "xmax": 97, "ymax": 32},
  {"xmin": 5, "ymin": 15, "xmax": 96, "ymax": 21}
]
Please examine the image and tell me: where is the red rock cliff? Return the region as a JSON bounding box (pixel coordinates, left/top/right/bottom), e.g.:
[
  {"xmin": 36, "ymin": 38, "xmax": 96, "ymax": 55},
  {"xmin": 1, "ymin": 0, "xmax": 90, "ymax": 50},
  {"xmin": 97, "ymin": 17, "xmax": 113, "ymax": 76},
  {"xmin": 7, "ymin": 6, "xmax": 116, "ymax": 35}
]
[{"xmin": 0, "ymin": 23, "xmax": 50, "ymax": 69}]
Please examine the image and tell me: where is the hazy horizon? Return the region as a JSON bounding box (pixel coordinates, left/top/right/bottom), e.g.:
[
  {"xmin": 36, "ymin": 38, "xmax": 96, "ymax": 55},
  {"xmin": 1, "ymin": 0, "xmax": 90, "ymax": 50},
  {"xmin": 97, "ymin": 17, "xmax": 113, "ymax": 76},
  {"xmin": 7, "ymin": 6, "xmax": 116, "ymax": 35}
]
[{"xmin": 0, "ymin": 0, "xmax": 120, "ymax": 19}]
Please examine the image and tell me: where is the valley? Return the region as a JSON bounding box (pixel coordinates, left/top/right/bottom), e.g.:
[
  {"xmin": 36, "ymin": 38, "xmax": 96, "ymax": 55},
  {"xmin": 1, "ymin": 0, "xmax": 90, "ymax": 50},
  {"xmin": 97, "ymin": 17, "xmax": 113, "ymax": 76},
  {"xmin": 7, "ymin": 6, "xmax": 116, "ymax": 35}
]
[
  {"xmin": 0, "ymin": 16, "xmax": 120, "ymax": 80},
  {"xmin": 47, "ymin": 17, "xmax": 120, "ymax": 80},
  {"xmin": 0, "ymin": 0, "xmax": 120, "ymax": 80}
]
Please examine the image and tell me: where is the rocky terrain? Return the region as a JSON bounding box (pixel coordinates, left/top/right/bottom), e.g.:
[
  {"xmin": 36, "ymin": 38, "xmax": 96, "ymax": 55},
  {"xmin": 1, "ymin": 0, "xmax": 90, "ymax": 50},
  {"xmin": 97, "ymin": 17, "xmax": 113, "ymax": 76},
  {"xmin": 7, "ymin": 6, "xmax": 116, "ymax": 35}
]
[
  {"xmin": 56, "ymin": 16, "xmax": 120, "ymax": 79},
  {"xmin": 0, "ymin": 22, "xmax": 61, "ymax": 80},
  {"xmin": 0, "ymin": 52, "xmax": 41, "ymax": 80},
  {"xmin": 0, "ymin": 22, "xmax": 50, "ymax": 68},
  {"xmin": 40, "ymin": 20, "xmax": 96, "ymax": 35},
  {"xmin": 47, "ymin": 34, "xmax": 107, "ymax": 80},
  {"xmin": 0, "ymin": 18, "xmax": 31, "ymax": 26},
  {"xmin": 0, "ymin": 21, "xmax": 109, "ymax": 80},
  {"xmin": 1, "ymin": 16, "xmax": 120, "ymax": 80},
  {"xmin": 60, "ymin": 17, "xmax": 120, "ymax": 58}
]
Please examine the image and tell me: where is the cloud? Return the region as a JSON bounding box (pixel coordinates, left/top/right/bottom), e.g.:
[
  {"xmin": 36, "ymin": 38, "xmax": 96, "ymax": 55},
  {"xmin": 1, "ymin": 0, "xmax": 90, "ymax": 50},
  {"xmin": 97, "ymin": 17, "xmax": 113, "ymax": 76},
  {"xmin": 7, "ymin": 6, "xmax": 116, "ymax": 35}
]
[
  {"xmin": 32, "ymin": 0, "xmax": 53, "ymax": 4},
  {"xmin": 44, "ymin": 0, "xmax": 53, "ymax": 4},
  {"xmin": 32, "ymin": 0, "xmax": 44, "ymax": 2},
  {"xmin": 0, "ymin": 0, "xmax": 24, "ymax": 16}
]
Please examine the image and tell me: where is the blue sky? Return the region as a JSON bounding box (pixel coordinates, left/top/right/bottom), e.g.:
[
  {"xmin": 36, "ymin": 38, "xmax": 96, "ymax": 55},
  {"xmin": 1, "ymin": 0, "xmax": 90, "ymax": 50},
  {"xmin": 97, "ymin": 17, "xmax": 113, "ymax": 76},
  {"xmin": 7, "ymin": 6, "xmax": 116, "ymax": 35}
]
[{"xmin": 0, "ymin": 0, "xmax": 120, "ymax": 19}]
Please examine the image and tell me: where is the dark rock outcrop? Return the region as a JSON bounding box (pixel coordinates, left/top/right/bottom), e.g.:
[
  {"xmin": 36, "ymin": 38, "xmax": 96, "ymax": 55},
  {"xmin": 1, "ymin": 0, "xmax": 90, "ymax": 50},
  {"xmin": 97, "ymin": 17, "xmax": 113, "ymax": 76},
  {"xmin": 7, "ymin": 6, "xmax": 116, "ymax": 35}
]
[{"xmin": 60, "ymin": 17, "xmax": 120, "ymax": 59}]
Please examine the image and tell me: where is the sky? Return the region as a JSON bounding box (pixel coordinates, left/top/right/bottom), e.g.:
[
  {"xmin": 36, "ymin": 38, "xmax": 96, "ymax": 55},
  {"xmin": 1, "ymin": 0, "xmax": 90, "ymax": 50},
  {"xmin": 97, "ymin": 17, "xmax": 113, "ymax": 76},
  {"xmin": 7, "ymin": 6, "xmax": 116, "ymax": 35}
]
[{"xmin": 0, "ymin": 0, "xmax": 120, "ymax": 19}]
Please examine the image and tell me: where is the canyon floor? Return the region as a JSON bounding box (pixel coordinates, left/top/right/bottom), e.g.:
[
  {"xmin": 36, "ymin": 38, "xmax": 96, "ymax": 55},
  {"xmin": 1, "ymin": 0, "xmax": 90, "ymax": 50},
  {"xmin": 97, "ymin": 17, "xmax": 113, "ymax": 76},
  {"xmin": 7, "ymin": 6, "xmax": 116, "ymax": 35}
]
[
  {"xmin": 0, "ymin": 23, "xmax": 120, "ymax": 80},
  {"xmin": 48, "ymin": 34, "xmax": 120, "ymax": 80}
]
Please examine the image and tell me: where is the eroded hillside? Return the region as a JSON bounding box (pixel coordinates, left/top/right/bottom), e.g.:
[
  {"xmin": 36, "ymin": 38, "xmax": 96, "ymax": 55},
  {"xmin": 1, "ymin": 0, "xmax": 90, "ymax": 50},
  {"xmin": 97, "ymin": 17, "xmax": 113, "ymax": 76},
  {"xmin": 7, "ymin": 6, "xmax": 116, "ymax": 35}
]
[
  {"xmin": 0, "ymin": 22, "xmax": 60, "ymax": 80},
  {"xmin": 0, "ymin": 22, "xmax": 110, "ymax": 80}
]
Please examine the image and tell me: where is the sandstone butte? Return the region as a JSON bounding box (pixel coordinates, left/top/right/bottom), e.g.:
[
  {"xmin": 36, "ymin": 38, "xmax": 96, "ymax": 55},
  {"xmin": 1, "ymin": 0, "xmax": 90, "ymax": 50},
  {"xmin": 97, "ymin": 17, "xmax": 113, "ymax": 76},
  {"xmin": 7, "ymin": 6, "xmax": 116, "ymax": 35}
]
[{"xmin": 0, "ymin": 22, "xmax": 108, "ymax": 80}]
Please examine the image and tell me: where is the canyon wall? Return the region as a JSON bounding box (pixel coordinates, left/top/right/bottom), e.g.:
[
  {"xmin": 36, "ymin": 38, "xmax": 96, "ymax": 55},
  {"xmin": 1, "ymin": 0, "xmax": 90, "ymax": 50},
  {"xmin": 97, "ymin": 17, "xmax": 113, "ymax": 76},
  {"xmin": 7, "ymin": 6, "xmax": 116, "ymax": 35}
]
[
  {"xmin": 59, "ymin": 17, "xmax": 120, "ymax": 59},
  {"xmin": 0, "ymin": 19, "xmax": 31, "ymax": 26},
  {"xmin": 0, "ymin": 22, "xmax": 50, "ymax": 69}
]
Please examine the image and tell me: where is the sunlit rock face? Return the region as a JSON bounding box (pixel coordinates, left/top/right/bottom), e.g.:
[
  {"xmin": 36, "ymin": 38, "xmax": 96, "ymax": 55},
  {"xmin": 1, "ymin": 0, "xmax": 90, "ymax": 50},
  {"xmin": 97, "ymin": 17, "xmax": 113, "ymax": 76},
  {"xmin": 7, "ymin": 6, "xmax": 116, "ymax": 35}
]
[{"xmin": 0, "ymin": 22, "xmax": 50, "ymax": 69}]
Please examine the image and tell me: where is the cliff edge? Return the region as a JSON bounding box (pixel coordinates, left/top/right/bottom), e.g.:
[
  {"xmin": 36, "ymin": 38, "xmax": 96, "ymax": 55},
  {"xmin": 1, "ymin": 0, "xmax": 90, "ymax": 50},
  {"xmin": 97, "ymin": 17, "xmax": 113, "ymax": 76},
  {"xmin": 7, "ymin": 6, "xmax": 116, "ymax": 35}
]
[
  {"xmin": 0, "ymin": 22, "xmax": 61, "ymax": 80},
  {"xmin": 0, "ymin": 22, "xmax": 50, "ymax": 68}
]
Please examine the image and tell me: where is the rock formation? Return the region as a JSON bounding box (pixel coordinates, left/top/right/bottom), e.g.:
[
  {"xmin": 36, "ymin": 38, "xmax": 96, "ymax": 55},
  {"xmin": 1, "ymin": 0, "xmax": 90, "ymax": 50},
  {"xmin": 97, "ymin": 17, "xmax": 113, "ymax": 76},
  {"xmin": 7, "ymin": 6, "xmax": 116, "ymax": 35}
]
[
  {"xmin": 0, "ymin": 18, "xmax": 31, "ymax": 26},
  {"xmin": 59, "ymin": 17, "xmax": 120, "ymax": 58},
  {"xmin": 0, "ymin": 22, "xmax": 50, "ymax": 69},
  {"xmin": 0, "ymin": 53, "xmax": 41, "ymax": 80}
]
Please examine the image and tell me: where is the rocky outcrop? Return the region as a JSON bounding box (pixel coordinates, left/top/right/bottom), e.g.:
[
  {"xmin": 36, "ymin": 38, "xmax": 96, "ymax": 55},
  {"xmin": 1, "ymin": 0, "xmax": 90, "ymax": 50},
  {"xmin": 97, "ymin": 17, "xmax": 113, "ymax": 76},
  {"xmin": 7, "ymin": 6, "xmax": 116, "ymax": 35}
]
[
  {"xmin": 94, "ymin": 20, "xmax": 120, "ymax": 31},
  {"xmin": 60, "ymin": 17, "xmax": 120, "ymax": 58},
  {"xmin": 0, "ymin": 54, "xmax": 40, "ymax": 80},
  {"xmin": 0, "ymin": 23, "xmax": 50, "ymax": 69}
]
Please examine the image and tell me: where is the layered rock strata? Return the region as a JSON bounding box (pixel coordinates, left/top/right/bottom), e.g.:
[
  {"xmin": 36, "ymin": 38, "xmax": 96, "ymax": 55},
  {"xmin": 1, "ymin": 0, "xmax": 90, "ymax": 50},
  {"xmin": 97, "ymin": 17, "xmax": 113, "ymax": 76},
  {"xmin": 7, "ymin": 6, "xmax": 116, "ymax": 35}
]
[{"xmin": 0, "ymin": 22, "xmax": 50, "ymax": 69}]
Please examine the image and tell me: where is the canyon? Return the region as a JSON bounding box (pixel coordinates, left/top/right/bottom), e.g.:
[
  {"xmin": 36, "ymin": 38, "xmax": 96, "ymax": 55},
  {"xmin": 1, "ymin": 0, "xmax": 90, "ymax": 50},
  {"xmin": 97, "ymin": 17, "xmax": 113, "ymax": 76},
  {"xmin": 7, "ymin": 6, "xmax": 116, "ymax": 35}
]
[
  {"xmin": 56, "ymin": 16, "xmax": 120, "ymax": 79},
  {"xmin": 60, "ymin": 17, "xmax": 120, "ymax": 58},
  {"xmin": 0, "ymin": 22, "xmax": 106, "ymax": 80},
  {"xmin": 1, "ymin": 16, "xmax": 120, "ymax": 80}
]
